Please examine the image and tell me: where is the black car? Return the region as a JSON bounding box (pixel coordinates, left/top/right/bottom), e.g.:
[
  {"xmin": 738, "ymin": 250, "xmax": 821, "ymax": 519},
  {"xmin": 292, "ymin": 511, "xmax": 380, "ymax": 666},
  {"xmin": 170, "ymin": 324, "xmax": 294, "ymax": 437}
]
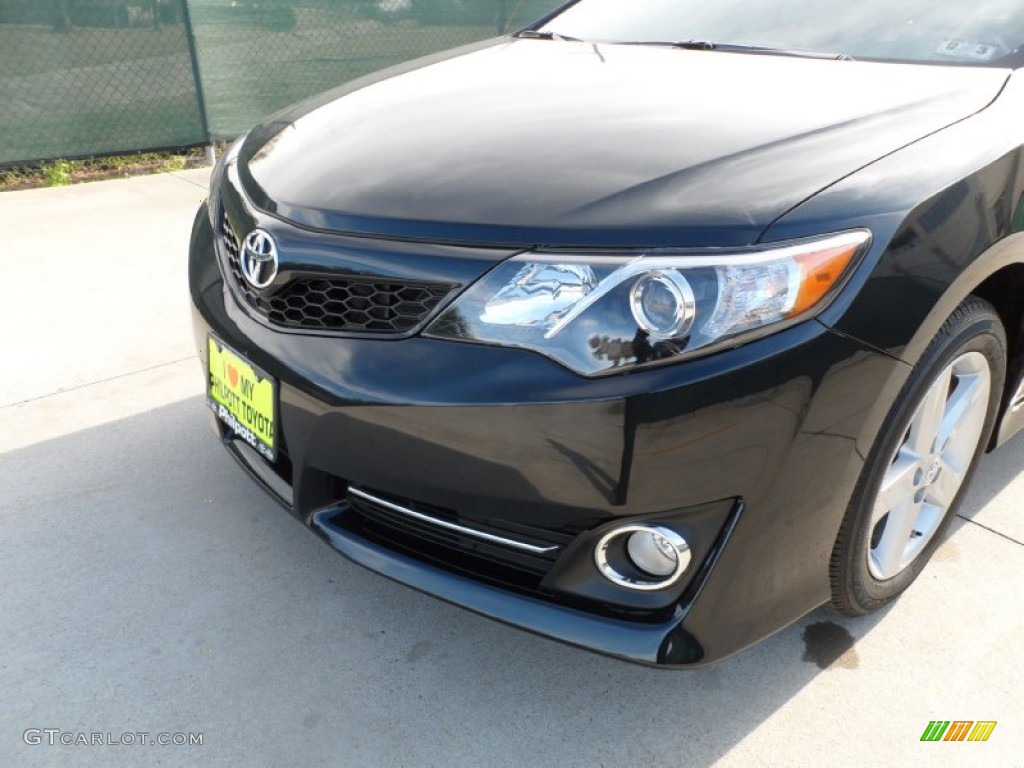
[{"xmin": 189, "ymin": 0, "xmax": 1024, "ymax": 666}]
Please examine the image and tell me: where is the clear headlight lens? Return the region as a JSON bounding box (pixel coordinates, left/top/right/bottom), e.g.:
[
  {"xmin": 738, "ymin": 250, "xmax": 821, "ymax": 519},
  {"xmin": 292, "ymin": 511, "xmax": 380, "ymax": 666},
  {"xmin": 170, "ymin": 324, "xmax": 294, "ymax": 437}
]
[
  {"xmin": 630, "ymin": 270, "xmax": 697, "ymax": 341},
  {"xmin": 206, "ymin": 134, "xmax": 246, "ymax": 227},
  {"xmin": 480, "ymin": 262, "xmax": 598, "ymax": 326},
  {"xmin": 424, "ymin": 230, "xmax": 871, "ymax": 376}
]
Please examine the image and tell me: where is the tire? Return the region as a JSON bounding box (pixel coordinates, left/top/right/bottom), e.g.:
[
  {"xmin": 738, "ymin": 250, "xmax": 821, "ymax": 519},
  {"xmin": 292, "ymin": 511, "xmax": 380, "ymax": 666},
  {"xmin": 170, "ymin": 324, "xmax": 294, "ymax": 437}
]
[{"xmin": 830, "ymin": 296, "xmax": 1006, "ymax": 615}]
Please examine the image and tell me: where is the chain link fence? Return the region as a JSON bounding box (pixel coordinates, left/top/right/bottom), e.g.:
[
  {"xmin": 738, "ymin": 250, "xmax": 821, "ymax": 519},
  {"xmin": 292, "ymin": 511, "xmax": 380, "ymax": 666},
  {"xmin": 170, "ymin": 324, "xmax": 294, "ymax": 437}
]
[{"xmin": 0, "ymin": 0, "xmax": 564, "ymax": 167}]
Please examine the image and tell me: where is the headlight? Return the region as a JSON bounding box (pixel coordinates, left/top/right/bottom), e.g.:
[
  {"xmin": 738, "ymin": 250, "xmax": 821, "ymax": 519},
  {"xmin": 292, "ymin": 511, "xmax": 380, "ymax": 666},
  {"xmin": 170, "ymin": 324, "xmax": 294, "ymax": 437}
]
[
  {"xmin": 424, "ymin": 230, "xmax": 871, "ymax": 376},
  {"xmin": 206, "ymin": 135, "xmax": 247, "ymax": 227}
]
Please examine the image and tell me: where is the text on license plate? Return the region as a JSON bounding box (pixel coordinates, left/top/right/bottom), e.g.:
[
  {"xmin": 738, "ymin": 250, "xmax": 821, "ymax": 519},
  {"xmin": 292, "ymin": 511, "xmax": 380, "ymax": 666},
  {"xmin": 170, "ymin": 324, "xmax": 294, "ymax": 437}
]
[{"xmin": 207, "ymin": 336, "xmax": 276, "ymax": 462}]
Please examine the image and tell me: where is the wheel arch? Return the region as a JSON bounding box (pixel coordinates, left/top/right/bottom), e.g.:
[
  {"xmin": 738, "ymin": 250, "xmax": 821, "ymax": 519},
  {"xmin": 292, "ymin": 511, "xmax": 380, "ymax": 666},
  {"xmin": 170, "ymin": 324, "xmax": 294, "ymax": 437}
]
[
  {"xmin": 899, "ymin": 234, "xmax": 1024, "ymax": 449},
  {"xmin": 972, "ymin": 263, "xmax": 1024, "ymax": 448}
]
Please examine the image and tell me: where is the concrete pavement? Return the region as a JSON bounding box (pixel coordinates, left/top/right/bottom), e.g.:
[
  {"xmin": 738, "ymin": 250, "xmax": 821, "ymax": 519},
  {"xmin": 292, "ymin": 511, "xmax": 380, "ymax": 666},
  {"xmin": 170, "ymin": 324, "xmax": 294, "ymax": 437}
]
[{"xmin": 1, "ymin": 170, "xmax": 1022, "ymax": 767}]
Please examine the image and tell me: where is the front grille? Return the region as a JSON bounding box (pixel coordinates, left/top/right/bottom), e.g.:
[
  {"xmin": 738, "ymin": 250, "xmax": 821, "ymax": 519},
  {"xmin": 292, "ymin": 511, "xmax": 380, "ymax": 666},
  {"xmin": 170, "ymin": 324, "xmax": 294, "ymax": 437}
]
[{"xmin": 221, "ymin": 212, "xmax": 453, "ymax": 334}]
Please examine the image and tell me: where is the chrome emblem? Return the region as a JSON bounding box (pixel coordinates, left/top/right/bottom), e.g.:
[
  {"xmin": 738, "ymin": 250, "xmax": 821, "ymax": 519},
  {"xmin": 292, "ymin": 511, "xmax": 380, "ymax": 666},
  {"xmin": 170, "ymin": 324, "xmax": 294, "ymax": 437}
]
[{"xmin": 240, "ymin": 229, "xmax": 279, "ymax": 289}]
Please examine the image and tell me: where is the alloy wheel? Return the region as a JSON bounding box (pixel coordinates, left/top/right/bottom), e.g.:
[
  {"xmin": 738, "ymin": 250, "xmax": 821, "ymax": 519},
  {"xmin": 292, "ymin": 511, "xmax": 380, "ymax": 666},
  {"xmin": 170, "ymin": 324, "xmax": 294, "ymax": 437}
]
[{"xmin": 867, "ymin": 351, "xmax": 991, "ymax": 580}]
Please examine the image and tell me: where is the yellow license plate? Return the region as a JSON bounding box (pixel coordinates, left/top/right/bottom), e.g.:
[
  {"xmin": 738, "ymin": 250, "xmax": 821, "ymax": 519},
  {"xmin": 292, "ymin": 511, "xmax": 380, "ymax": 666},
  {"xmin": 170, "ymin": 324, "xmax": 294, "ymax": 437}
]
[{"xmin": 207, "ymin": 336, "xmax": 277, "ymax": 462}]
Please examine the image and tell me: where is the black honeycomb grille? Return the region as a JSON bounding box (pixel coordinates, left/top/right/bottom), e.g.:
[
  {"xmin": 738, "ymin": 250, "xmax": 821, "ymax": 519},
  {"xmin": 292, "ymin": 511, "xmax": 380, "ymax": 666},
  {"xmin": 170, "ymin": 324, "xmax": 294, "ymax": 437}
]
[{"xmin": 221, "ymin": 212, "xmax": 453, "ymax": 334}]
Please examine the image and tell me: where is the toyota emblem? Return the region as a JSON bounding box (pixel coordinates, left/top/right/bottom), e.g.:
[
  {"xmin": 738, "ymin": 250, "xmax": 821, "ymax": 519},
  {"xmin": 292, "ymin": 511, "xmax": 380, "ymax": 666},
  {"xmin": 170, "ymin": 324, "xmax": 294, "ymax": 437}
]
[{"xmin": 240, "ymin": 229, "xmax": 279, "ymax": 289}]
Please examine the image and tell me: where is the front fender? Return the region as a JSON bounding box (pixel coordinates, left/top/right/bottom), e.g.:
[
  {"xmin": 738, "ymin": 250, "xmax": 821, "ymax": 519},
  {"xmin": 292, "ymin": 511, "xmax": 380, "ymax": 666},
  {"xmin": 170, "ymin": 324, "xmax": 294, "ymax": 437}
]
[{"xmin": 762, "ymin": 71, "xmax": 1024, "ymax": 449}]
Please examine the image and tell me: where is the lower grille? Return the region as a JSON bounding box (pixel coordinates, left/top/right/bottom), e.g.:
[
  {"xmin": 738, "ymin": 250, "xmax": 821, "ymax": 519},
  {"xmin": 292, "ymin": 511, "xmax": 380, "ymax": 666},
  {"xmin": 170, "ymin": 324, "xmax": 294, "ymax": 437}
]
[
  {"xmin": 221, "ymin": 212, "xmax": 453, "ymax": 334},
  {"xmin": 346, "ymin": 486, "xmax": 570, "ymax": 588},
  {"xmin": 319, "ymin": 486, "xmax": 682, "ymax": 622}
]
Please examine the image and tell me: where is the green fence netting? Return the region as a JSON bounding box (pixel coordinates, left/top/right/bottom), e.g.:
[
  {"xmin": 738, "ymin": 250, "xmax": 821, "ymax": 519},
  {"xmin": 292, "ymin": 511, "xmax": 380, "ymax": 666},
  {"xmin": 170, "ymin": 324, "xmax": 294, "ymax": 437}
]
[{"xmin": 0, "ymin": 0, "xmax": 564, "ymax": 166}]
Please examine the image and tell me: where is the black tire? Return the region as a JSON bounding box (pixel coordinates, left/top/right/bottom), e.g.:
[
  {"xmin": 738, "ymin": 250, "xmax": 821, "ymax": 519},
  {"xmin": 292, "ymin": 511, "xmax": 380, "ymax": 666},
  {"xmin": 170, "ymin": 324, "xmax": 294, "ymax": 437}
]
[{"xmin": 830, "ymin": 296, "xmax": 1006, "ymax": 615}]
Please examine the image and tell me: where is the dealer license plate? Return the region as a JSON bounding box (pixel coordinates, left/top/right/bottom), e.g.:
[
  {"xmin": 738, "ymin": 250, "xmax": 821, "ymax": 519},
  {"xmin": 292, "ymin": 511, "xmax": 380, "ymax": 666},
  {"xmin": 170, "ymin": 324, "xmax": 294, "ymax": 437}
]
[{"xmin": 207, "ymin": 336, "xmax": 277, "ymax": 462}]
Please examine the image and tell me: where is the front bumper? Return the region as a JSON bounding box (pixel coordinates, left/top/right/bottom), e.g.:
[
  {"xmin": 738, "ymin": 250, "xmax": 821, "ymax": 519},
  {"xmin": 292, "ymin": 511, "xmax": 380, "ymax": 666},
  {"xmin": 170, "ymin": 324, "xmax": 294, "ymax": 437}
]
[{"xmin": 190, "ymin": 204, "xmax": 908, "ymax": 666}]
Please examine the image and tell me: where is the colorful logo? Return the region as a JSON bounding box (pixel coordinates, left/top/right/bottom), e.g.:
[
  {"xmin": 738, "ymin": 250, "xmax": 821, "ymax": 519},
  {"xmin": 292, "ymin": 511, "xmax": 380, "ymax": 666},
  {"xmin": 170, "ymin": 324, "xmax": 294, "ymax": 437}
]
[{"xmin": 921, "ymin": 721, "xmax": 997, "ymax": 742}]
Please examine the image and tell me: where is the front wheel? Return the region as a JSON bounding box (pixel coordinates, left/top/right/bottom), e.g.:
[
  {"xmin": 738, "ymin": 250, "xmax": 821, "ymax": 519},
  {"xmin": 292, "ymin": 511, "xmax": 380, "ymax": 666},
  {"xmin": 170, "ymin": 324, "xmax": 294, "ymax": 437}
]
[{"xmin": 830, "ymin": 297, "xmax": 1005, "ymax": 615}]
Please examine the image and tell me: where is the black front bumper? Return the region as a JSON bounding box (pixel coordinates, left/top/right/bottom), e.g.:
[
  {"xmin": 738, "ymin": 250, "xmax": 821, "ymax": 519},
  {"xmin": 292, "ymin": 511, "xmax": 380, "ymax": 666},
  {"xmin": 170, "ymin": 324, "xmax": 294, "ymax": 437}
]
[{"xmin": 190, "ymin": 204, "xmax": 909, "ymax": 666}]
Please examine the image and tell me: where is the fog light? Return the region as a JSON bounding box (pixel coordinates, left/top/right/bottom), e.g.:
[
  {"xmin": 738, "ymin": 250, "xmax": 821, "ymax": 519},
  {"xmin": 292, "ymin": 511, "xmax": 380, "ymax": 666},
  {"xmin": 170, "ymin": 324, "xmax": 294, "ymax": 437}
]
[
  {"xmin": 627, "ymin": 529, "xmax": 679, "ymax": 577},
  {"xmin": 629, "ymin": 271, "xmax": 696, "ymax": 341},
  {"xmin": 595, "ymin": 524, "xmax": 691, "ymax": 591}
]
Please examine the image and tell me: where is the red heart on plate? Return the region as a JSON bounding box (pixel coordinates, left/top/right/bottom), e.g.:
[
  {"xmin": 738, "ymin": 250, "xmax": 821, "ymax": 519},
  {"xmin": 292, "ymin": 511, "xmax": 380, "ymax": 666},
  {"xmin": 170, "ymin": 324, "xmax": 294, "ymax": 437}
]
[{"xmin": 227, "ymin": 365, "xmax": 239, "ymax": 388}]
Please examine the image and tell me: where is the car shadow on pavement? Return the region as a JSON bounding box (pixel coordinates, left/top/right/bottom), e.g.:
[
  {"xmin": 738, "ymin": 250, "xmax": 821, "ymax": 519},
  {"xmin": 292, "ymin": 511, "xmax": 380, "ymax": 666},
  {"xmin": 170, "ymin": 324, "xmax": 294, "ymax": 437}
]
[
  {"xmin": 1, "ymin": 395, "xmax": 1017, "ymax": 766},
  {"xmin": 959, "ymin": 430, "xmax": 1024, "ymax": 522}
]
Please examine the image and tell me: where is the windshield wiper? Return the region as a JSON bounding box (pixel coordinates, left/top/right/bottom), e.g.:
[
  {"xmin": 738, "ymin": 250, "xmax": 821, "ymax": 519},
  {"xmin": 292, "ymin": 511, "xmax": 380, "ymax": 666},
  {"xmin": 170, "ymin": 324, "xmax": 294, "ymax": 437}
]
[
  {"xmin": 515, "ymin": 29, "xmax": 584, "ymax": 42},
  {"xmin": 514, "ymin": 34, "xmax": 852, "ymax": 59},
  {"xmin": 640, "ymin": 40, "xmax": 854, "ymax": 60}
]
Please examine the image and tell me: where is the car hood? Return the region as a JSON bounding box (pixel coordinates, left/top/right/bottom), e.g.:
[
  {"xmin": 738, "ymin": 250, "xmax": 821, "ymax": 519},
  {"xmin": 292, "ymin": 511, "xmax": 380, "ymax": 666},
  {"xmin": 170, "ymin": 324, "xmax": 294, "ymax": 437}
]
[{"xmin": 238, "ymin": 39, "xmax": 1008, "ymax": 248}]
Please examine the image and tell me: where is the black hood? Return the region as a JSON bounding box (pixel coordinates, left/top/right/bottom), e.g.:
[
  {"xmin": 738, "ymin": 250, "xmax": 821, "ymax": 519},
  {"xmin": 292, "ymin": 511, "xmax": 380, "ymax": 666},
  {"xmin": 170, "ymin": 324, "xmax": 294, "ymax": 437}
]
[{"xmin": 239, "ymin": 39, "xmax": 1007, "ymax": 248}]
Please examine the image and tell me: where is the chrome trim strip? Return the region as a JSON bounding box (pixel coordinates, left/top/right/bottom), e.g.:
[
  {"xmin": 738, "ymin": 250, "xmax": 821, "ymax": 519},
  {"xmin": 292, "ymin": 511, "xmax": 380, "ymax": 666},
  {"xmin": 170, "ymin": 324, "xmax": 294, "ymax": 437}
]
[{"xmin": 348, "ymin": 487, "xmax": 559, "ymax": 555}]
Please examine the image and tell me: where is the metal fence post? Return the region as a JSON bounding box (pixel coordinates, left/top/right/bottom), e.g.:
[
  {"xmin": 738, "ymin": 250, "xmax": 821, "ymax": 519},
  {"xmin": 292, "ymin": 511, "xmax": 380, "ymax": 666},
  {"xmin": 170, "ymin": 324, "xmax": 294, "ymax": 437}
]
[
  {"xmin": 179, "ymin": 0, "xmax": 216, "ymax": 164},
  {"xmin": 497, "ymin": 0, "xmax": 507, "ymax": 34}
]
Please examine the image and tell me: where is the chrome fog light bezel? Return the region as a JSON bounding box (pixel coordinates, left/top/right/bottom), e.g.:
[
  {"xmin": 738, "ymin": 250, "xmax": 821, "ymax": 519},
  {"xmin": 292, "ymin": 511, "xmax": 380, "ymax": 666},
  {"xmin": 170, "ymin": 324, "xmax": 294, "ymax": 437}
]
[{"xmin": 594, "ymin": 524, "xmax": 692, "ymax": 591}]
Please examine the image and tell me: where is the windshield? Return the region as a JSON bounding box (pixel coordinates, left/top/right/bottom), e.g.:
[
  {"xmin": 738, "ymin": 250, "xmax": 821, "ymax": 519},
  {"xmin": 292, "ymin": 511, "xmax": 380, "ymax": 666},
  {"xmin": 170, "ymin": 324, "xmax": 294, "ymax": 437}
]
[{"xmin": 538, "ymin": 0, "xmax": 1024, "ymax": 65}]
